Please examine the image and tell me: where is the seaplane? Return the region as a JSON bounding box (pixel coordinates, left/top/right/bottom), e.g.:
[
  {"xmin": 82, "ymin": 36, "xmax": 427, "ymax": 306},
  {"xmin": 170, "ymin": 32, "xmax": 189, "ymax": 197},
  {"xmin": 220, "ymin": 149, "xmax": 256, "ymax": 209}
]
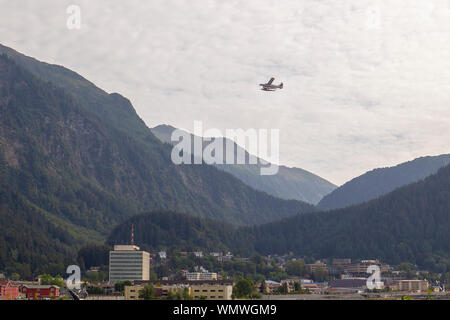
[{"xmin": 259, "ymin": 77, "xmax": 283, "ymax": 91}]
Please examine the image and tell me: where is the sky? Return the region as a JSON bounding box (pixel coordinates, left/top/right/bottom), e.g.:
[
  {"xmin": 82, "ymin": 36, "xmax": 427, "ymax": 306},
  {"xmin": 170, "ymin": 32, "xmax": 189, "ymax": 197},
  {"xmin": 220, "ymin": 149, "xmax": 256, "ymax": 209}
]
[{"xmin": 1, "ymin": 0, "xmax": 450, "ymax": 185}]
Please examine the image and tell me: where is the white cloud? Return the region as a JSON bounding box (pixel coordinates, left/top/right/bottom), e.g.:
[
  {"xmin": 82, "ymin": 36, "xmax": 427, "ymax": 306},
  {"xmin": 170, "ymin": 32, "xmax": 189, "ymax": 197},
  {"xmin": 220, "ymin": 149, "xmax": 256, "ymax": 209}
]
[{"xmin": 1, "ymin": 0, "xmax": 450, "ymax": 184}]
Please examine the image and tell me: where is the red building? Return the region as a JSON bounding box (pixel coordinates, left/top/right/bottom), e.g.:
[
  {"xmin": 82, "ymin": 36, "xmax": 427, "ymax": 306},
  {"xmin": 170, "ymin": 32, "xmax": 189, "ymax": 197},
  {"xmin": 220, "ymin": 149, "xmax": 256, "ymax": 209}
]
[
  {"xmin": 0, "ymin": 281, "xmax": 20, "ymax": 300},
  {"xmin": 20, "ymin": 285, "xmax": 60, "ymax": 300}
]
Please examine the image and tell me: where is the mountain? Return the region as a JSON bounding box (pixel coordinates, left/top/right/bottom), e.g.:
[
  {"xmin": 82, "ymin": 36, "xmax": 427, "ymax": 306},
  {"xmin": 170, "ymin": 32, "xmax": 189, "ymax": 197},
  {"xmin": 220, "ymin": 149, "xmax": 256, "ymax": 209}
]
[
  {"xmin": 108, "ymin": 164, "xmax": 450, "ymax": 272},
  {"xmin": 151, "ymin": 124, "xmax": 336, "ymax": 204},
  {"xmin": 0, "ymin": 189, "xmax": 77, "ymax": 277},
  {"xmin": 318, "ymin": 154, "xmax": 450, "ymax": 210},
  {"xmin": 0, "ymin": 46, "xmax": 314, "ymax": 275},
  {"xmin": 245, "ymin": 163, "xmax": 450, "ymax": 271}
]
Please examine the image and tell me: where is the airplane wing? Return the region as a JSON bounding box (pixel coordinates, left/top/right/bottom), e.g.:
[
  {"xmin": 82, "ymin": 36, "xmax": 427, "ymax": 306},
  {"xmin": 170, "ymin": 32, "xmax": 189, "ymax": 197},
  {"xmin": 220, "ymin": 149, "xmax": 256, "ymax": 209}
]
[{"xmin": 267, "ymin": 77, "xmax": 275, "ymax": 85}]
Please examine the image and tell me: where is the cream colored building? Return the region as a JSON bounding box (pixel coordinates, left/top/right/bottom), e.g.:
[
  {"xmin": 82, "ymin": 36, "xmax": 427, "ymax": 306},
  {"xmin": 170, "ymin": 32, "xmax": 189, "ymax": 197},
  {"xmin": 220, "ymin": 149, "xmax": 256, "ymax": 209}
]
[
  {"xmin": 398, "ymin": 280, "xmax": 429, "ymax": 292},
  {"xmin": 125, "ymin": 285, "xmax": 183, "ymax": 300},
  {"xmin": 125, "ymin": 285, "xmax": 142, "ymax": 300},
  {"xmin": 190, "ymin": 284, "xmax": 232, "ymax": 300},
  {"xmin": 109, "ymin": 245, "xmax": 150, "ymax": 283},
  {"xmin": 126, "ymin": 280, "xmax": 233, "ymax": 300}
]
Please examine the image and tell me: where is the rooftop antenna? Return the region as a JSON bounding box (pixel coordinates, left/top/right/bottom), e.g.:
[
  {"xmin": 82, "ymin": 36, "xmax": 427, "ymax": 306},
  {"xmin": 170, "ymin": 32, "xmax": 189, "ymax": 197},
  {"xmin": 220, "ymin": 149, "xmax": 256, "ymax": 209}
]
[{"xmin": 131, "ymin": 223, "xmax": 135, "ymax": 245}]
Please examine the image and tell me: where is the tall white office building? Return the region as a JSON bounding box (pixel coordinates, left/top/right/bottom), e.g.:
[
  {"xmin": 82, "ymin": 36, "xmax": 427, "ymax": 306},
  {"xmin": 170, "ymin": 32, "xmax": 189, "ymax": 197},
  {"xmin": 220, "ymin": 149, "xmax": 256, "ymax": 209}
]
[{"xmin": 109, "ymin": 245, "xmax": 150, "ymax": 283}]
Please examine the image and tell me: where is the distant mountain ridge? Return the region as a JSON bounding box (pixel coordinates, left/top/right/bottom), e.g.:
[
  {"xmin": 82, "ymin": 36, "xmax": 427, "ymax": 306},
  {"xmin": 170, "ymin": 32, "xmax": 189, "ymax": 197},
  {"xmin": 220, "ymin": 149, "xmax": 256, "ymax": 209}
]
[
  {"xmin": 151, "ymin": 124, "xmax": 336, "ymax": 204},
  {"xmin": 317, "ymin": 154, "xmax": 450, "ymax": 210}
]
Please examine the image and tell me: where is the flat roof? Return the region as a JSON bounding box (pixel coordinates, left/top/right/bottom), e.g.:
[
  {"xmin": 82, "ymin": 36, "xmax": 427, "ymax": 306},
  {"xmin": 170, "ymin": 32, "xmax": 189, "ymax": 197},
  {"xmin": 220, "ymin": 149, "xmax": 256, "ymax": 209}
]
[
  {"xmin": 21, "ymin": 285, "xmax": 59, "ymax": 289},
  {"xmin": 113, "ymin": 245, "xmax": 141, "ymax": 251},
  {"xmin": 134, "ymin": 280, "xmax": 233, "ymax": 286}
]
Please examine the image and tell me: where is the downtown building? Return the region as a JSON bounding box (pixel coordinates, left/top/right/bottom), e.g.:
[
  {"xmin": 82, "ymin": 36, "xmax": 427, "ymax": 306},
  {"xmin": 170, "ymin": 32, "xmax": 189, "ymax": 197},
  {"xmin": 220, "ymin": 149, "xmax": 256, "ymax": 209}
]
[
  {"xmin": 186, "ymin": 272, "xmax": 218, "ymax": 281},
  {"xmin": 398, "ymin": 280, "xmax": 429, "ymax": 292},
  {"xmin": 186, "ymin": 267, "xmax": 217, "ymax": 281},
  {"xmin": 344, "ymin": 260, "xmax": 389, "ymax": 276},
  {"xmin": 109, "ymin": 245, "xmax": 150, "ymax": 284},
  {"xmin": 128, "ymin": 280, "xmax": 234, "ymax": 300},
  {"xmin": 20, "ymin": 285, "xmax": 60, "ymax": 300}
]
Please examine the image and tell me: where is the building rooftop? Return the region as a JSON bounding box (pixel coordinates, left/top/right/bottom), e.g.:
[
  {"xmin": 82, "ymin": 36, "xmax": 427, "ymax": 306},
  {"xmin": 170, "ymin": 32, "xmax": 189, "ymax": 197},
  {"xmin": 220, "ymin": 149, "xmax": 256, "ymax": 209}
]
[
  {"xmin": 0, "ymin": 281, "xmax": 17, "ymax": 287},
  {"xmin": 265, "ymin": 280, "xmax": 280, "ymax": 285},
  {"xmin": 134, "ymin": 280, "xmax": 233, "ymax": 286},
  {"xmin": 21, "ymin": 285, "xmax": 60, "ymax": 289},
  {"xmin": 329, "ymin": 279, "xmax": 367, "ymax": 289},
  {"xmin": 113, "ymin": 245, "xmax": 141, "ymax": 251}
]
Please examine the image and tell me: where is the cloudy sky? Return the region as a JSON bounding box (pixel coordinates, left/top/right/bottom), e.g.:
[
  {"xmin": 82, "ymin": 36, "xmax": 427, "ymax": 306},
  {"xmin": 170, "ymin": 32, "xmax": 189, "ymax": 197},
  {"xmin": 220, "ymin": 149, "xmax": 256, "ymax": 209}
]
[{"xmin": 1, "ymin": 0, "xmax": 450, "ymax": 185}]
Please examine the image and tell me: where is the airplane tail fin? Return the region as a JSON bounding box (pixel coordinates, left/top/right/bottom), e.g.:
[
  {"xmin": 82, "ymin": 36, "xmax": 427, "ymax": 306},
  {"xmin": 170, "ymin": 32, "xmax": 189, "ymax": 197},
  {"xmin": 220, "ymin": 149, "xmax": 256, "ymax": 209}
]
[{"xmin": 280, "ymin": 83, "xmax": 283, "ymax": 89}]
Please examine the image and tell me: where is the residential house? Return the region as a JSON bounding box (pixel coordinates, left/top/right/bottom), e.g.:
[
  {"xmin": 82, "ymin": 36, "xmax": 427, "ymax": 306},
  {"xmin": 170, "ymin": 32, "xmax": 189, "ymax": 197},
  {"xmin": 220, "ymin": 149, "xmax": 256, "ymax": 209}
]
[{"xmin": 0, "ymin": 281, "xmax": 20, "ymax": 300}]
